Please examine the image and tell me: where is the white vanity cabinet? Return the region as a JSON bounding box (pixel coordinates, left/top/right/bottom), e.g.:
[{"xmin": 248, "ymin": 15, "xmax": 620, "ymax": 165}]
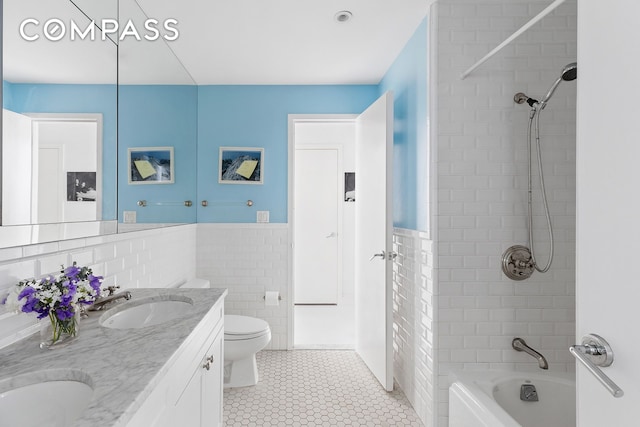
[
  {"xmin": 168, "ymin": 327, "xmax": 223, "ymax": 426},
  {"xmin": 126, "ymin": 301, "xmax": 224, "ymax": 427}
]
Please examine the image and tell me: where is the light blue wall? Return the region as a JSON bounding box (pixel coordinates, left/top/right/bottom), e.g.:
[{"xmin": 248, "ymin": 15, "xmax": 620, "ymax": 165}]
[
  {"xmin": 197, "ymin": 85, "xmax": 379, "ymax": 223},
  {"xmin": 379, "ymin": 18, "xmax": 428, "ymax": 232},
  {"xmin": 3, "ymin": 20, "xmax": 427, "ymax": 228},
  {"xmin": 118, "ymin": 85, "xmax": 198, "ymax": 223},
  {"xmin": 3, "ymin": 82, "xmax": 118, "ymax": 220},
  {"xmin": 3, "ymin": 81, "xmax": 15, "ymax": 111}
]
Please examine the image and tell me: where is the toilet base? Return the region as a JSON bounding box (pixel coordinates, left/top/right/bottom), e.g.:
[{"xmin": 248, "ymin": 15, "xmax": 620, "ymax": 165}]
[{"xmin": 224, "ymin": 355, "xmax": 259, "ymax": 388}]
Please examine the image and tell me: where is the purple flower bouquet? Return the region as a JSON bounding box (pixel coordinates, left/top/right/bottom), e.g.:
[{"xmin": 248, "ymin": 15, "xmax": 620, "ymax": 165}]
[{"xmin": 3, "ymin": 263, "xmax": 103, "ymax": 347}]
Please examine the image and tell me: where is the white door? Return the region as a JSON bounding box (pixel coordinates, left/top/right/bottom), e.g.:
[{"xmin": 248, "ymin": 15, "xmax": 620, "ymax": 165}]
[
  {"xmin": 37, "ymin": 147, "xmax": 63, "ymax": 224},
  {"xmin": 2, "ymin": 110, "xmax": 32, "ymax": 225},
  {"xmin": 294, "ymin": 148, "xmax": 340, "ymax": 304},
  {"xmin": 355, "ymin": 91, "xmax": 394, "ymax": 391},
  {"xmin": 576, "ymin": 2, "xmax": 639, "ymax": 425},
  {"xmin": 32, "ymin": 118, "xmax": 101, "ymax": 223}
]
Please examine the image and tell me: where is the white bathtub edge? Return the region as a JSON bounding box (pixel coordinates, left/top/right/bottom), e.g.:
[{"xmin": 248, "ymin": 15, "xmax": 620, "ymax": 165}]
[
  {"xmin": 449, "ymin": 379, "xmax": 520, "ymax": 427},
  {"xmin": 448, "ymin": 370, "xmax": 576, "ymax": 427}
]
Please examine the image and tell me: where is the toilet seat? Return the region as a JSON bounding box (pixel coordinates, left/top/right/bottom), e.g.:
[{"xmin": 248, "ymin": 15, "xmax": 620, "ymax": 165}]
[{"xmin": 225, "ymin": 315, "xmax": 270, "ymax": 341}]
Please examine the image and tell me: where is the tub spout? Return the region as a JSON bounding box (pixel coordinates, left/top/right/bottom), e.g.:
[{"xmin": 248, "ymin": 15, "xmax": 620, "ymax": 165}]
[{"xmin": 512, "ymin": 337, "xmax": 549, "ymax": 370}]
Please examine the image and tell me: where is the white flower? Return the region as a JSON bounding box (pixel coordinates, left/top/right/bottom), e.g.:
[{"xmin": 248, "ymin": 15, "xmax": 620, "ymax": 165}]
[{"xmin": 2, "ymin": 287, "xmax": 23, "ymax": 313}]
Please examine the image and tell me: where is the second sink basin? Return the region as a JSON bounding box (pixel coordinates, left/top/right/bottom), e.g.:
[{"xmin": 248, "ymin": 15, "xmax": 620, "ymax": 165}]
[
  {"xmin": 0, "ymin": 370, "xmax": 93, "ymax": 427},
  {"xmin": 99, "ymin": 295, "xmax": 194, "ymax": 329}
]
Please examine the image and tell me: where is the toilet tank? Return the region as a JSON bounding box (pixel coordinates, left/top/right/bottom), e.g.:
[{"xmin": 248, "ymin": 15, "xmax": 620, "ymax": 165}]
[{"xmin": 179, "ymin": 278, "xmax": 210, "ymax": 289}]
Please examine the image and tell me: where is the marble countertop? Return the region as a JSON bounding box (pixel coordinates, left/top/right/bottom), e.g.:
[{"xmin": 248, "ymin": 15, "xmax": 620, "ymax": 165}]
[{"xmin": 0, "ymin": 287, "xmax": 227, "ymax": 427}]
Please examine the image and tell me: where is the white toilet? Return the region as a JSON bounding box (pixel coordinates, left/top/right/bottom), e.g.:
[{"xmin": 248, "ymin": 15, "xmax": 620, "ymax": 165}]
[
  {"xmin": 224, "ymin": 315, "xmax": 271, "ymax": 388},
  {"xmin": 178, "ymin": 279, "xmax": 271, "ymax": 388}
]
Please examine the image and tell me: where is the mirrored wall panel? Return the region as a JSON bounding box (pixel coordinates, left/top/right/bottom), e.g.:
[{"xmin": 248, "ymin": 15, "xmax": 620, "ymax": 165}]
[
  {"xmin": 117, "ymin": 0, "xmax": 197, "ymax": 230},
  {"xmin": 1, "ymin": 0, "xmax": 118, "ymax": 247}
]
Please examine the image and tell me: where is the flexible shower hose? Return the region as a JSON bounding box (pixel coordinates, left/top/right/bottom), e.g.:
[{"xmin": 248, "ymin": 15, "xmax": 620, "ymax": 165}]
[{"xmin": 527, "ymin": 107, "xmax": 554, "ymax": 273}]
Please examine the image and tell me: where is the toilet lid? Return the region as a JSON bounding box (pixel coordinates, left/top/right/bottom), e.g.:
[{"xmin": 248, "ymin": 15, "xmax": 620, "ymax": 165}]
[{"xmin": 224, "ymin": 315, "xmax": 270, "ymax": 337}]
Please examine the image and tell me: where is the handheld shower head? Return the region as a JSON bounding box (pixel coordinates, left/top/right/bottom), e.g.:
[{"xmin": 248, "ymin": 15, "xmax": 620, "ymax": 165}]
[
  {"xmin": 539, "ymin": 62, "xmax": 577, "ymax": 108},
  {"xmin": 561, "ymin": 62, "xmax": 577, "ymax": 81}
]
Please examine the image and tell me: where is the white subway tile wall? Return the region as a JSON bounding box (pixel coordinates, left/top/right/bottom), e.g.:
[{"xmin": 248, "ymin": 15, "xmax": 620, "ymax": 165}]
[
  {"xmin": 0, "ymin": 225, "xmax": 197, "ymax": 348},
  {"xmin": 196, "ymin": 224, "xmax": 289, "ymax": 350},
  {"xmin": 393, "ymin": 228, "xmax": 435, "ymax": 427},
  {"xmin": 0, "ymin": 223, "xmax": 289, "ymax": 351},
  {"xmin": 435, "ymin": 0, "xmax": 576, "ymax": 425}
]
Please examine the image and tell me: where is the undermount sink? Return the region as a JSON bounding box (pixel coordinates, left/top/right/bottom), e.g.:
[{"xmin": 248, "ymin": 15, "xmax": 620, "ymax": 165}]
[
  {"xmin": 0, "ymin": 371, "xmax": 93, "ymax": 427},
  {"xmin": 99, "ymin": 295, "xmax": 194, "ymax": 329}
]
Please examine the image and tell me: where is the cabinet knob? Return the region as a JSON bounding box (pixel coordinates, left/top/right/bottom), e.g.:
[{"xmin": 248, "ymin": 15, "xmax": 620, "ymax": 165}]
[{"xmin": 202, "ymin": 355, "xmax": 215, "ymax": 371}]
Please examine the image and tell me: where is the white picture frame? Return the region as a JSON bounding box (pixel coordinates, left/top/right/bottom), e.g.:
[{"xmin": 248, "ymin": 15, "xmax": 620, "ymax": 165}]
[
  {"xmin": 218, "ymin": 147, "xmax": 264, "ymax": 185},
  {"xmin": 128, "ymin": 147, "xmax": 175, "ymax": 185}
]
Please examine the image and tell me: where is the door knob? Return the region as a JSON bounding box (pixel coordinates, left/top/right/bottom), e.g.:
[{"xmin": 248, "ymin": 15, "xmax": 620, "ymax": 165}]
[
  {"xmin": 325, "ymin": 232, "xmax": 337, "ymax": 238},
  {"xmin": 369, "ymin": 251, "xmax": 398, "ymax": 261}
]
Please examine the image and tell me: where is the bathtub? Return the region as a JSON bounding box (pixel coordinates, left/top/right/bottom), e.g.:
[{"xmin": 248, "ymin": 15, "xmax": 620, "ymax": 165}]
[{"xmin": 449, "ymin": 370, "xmax": 576, "ymax": 427}]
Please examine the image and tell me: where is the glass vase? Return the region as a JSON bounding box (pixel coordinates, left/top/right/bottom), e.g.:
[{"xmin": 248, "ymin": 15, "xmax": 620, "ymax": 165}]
[{"xmin": 40, "ymin": 312, "xmax": 79, "ymax": 349}]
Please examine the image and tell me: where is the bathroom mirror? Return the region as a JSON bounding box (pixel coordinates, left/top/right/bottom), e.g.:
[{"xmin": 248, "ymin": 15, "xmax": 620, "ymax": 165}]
[
  {"xmin": 117, "ymin": 0, "xmax": 197, "ymax": 230},
  {"xmin": 0, "ymin": 0, "xmax": 197, "ymax": 247},
  {"xmin": 0, "ymin": 0, "xmax": 118, "ymax": 247}
]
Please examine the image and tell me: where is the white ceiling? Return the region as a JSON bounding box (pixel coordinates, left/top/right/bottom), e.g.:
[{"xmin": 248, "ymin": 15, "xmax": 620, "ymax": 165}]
[
  {"xmin": 3, "ymin": 0, "xmax": 117, "ymax": 84},
  {"xmin": 4, "ymin": 0, "xmax": 432, "ymax": 85},
  {"xmin": 136, "ymin": 0, "xmax": 431, "ymax": 85}
]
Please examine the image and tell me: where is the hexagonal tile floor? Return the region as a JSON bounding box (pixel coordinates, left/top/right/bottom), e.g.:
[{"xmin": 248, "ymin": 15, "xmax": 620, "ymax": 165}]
[{"xmin": 224, "ymin": 350, "xmax": 423, "ymax": 426}]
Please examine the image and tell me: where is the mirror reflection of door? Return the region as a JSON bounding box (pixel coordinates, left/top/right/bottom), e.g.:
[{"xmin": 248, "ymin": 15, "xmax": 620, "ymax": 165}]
[
  {"xmin": 1, "ymin": 111, "xmax": 102, "ymax": 225},
  {"xmin": 1, "ymin": 109, "xmax": 32, "ymax": 225},
  {"xmin": 33, "ymin": 118, "xmax": 101, "ymax": 223},
  {"xmin": 36, "ymin": 146, "xmax": 63, "ymax": 224},
  {"xmin": 1, "ymin": 0, "xmax": 117, "ymax": 234}
]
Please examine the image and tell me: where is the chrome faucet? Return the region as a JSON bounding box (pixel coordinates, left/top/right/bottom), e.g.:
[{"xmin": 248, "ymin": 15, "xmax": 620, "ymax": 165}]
[
  {"xmin": 88, "ymin": 286, "xmax": 132, "ymax": 311},
  {"xmin": 512, "ymin": 337, "xmax": 549, "ymax": 370}
]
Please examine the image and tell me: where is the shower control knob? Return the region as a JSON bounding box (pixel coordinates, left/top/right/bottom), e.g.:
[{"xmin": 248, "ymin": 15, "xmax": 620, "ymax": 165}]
[{"xmin": 502, "ymin": 245, "xmax": 535, "ymax": 280}]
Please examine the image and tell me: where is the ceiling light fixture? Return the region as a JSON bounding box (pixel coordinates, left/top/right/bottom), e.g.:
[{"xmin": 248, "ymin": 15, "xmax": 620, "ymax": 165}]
[{"xmin": 334, "ymin": 11, "xmax": 353, "ymax": 23}]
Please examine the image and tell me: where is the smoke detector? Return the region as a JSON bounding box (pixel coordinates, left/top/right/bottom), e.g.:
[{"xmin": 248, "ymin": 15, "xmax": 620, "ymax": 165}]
[{"xmin": 334, "ymin": 11, "xmax": 353, "ymax": 23}]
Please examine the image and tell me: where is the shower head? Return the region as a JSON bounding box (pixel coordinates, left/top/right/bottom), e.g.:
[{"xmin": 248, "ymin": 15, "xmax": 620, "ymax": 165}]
[
  {"xmin": 561, "ymin": 62, "xmax": 577, "ymax": 81},
  {"xmin": 539, "ymin": 62, "xmax": 577, "ymax": 108}
]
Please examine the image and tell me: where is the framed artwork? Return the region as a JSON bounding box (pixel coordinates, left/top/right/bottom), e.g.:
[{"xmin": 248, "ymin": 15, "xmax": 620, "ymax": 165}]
[
  {"xmin": 128, "ymin": 147, "xmax": 174, "ymax": 184},
  {"xmin": 219, "ymin": 147, "xmax": 264, "ymax": 184},
  {"xmin": 344, "ymin": 172, "xmax": 355, "ymax": 202},
  {"xmin": 67, "ymin": 172, "xmax": 97, "ymax": 202}
]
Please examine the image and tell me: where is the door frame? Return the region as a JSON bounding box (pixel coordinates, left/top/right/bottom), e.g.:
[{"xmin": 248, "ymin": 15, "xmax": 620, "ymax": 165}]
[
  {"xmin": 287, "ymin": 114, "xmax": 357, "ymax": 350},
  {"xmin": 28, "ymin": 113, "xmax": 104, "ymax": 221}
]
